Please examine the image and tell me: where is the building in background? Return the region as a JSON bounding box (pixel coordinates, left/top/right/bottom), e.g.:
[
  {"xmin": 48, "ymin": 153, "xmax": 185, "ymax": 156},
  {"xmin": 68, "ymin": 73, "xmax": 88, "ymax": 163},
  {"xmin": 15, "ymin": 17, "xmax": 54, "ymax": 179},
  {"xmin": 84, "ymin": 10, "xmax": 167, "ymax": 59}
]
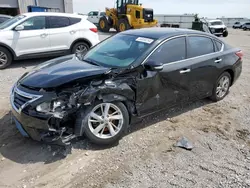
[{"xmin": 0, "ymin": 0, "xmax": 73, "ymax": 16}]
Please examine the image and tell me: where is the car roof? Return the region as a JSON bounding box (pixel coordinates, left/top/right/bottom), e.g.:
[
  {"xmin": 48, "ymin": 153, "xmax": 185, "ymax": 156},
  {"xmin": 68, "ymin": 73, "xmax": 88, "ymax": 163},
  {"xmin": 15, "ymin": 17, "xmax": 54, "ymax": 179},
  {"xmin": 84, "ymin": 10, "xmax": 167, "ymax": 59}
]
[
  {"xmin": 121, "ymin": 28, "xmax": 214, "ymax": 40},
  {"xmin": 22, "ymin": 12, "xmax": 84, "ymax": 18},
  {"xmin": 209, "ymin": 19, "xmax": 223, "ymax": 22},
  {"xmin": 0, "ymin": 14, "xmax": 12, "ymax": 18}
]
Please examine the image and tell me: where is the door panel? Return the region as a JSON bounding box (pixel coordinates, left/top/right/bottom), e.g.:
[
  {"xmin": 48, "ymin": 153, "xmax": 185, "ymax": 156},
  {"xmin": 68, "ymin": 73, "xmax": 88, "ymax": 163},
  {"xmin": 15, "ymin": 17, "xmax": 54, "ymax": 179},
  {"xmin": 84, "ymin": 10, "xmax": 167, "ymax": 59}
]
[
  {"xmin": 186, "ymin": 36, "xmax": 221, "ymax": 99},
  {"xmin": 158, "ymin": 61, "xmax": 193, "ymax": 109},
  {"xmin": 189, "ymin": 54, "xmax": 222, "ymax": 99},
  {"xmin": 12, "ymin": 16, "xmax": 50, "ymax": 56},
  {"xmin": 136, "ymin": 36, "xmax": 192, "ymax": 116},
  {"xmin": 136, "ymin": 71, "xmax": 162, "ymax": 115}
]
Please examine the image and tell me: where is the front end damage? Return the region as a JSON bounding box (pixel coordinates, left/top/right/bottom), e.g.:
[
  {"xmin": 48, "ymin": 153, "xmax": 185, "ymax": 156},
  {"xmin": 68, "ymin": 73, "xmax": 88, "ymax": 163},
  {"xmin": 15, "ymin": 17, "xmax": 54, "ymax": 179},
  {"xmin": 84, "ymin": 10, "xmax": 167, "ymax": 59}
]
[{"xmin": 11, "ymin": 75, "xmax": 136, "ymax": 146}]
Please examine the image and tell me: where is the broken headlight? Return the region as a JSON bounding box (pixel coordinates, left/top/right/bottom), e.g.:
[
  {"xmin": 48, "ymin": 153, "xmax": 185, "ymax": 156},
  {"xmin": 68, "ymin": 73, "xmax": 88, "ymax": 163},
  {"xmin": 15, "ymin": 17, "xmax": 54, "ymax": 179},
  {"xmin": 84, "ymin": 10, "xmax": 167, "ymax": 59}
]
[
  {"xmin": 36, "ymin": 99, "xmax": 67, "ymax": 113},
  {"xmin": 36, "ymin": 102, "xmax": 51, "ymax": 113}
]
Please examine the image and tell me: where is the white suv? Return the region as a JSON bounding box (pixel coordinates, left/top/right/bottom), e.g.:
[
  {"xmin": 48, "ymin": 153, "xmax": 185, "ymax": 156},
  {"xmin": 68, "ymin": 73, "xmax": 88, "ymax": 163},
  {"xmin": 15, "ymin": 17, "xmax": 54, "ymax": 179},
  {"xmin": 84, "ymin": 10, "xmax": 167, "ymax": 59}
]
[{"xmin": 0, "ymin": 12, "xmax": 100, "ymax": 69}]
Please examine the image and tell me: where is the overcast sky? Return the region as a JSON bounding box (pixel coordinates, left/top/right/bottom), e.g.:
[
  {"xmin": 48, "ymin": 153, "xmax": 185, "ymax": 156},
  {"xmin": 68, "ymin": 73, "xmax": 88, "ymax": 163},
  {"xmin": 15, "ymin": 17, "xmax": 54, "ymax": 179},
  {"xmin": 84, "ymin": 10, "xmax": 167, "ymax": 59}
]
[{"xmin": 73, "ymin": 0, "xmax": 250, "ymax": 18}]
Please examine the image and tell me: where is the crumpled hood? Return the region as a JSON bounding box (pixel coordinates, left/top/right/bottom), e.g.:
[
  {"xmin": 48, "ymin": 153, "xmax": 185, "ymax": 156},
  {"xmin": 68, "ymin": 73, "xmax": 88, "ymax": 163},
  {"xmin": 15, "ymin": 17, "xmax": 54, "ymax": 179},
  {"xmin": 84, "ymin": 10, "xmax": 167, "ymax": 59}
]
[{"xmin": 19, "ymin": 55, "xmax": 110, "ymax": 88}]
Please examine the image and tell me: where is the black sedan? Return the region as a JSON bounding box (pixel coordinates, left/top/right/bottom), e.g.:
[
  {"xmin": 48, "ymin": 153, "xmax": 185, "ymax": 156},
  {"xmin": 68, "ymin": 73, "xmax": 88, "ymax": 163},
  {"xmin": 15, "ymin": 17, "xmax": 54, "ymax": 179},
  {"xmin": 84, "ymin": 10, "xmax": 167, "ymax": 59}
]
[{"xmin": 10, "ymin": 28, "xmax": 243, "ymax": 145}]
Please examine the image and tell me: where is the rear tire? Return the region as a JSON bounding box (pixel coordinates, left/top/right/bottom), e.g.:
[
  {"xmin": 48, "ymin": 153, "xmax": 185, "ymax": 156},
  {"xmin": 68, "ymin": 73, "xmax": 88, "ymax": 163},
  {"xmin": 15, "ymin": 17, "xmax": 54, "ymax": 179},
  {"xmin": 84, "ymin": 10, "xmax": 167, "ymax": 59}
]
[
  {"xmin": 76, "ymin": 101, "xmax": 129, "ymax": 145},
  {"xmin": 0, "ymin": 47, "xmax": 12, "ymax": 69},
  {"xmin": 243, "ymin": 27, "xmax": 247, "ymax": 31},
  {"xmin": 71, "ymin": 42, "xmax": 89, "ymax": 55},
  {"xmin": 98, "ymin": 17, "xmax": 111, "ymax": 32},
  {"xmin": 117, "ymin": 18, "xmax": 131, "ymax": 32},
  {"xmin": 210, "ymin": 72, "xmax": 231, "ymax": 102}
]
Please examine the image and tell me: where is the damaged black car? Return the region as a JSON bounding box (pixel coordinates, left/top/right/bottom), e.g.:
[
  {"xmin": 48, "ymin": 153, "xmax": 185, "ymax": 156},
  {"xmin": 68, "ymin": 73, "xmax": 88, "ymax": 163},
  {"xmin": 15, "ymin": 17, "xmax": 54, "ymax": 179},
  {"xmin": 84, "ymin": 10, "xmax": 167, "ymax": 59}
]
[{"xmin": 10, "ymin": 28, "xmax": 243, "ymax": 145}]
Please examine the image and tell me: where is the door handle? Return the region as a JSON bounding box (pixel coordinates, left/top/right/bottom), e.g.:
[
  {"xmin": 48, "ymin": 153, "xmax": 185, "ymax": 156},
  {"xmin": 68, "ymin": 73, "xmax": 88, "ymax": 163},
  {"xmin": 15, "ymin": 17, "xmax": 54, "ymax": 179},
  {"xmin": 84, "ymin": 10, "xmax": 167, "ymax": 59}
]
[
  {"xmin": 70, "ymin": 30, "xmax": 76, "ymax": 34},
  {"xmin": 40, "ymin": 33, "xmax": 48, "ymax": 38},
  {"xmin": 180, "ymin": 69, "xmax": 191, "ymax": 74},
  {"xmin": 215, "ymin": 59, "xmax": 222, "ymax": 63}
]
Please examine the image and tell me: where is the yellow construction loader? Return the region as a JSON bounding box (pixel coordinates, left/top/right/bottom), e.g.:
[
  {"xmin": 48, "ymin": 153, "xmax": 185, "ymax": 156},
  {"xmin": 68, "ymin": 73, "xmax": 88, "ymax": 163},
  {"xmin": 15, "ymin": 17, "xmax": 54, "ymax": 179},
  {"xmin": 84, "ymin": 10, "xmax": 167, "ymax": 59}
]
[{"xmin": 98, "ymin": 0, "xmax": 158, "ymax": 32}]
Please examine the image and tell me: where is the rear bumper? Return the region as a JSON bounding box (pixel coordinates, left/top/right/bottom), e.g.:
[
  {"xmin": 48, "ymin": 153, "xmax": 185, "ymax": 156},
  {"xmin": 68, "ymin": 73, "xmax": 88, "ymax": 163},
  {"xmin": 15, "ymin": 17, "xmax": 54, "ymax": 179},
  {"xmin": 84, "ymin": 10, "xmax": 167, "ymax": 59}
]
[{"xmin": 232, "ymin": 60, "xmax": 242, "ymax": 85}]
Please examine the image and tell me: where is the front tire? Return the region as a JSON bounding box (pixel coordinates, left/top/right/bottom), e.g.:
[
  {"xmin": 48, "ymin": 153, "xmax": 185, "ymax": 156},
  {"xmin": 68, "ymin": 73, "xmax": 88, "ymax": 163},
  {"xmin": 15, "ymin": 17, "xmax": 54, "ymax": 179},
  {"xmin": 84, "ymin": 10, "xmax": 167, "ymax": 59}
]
[
  {"xmin": 0, "ymin": 47, "xmax": 12, "ymax": 69},
  {"xmin": 117, "ymin": 18, "xmax": 131, "ymax": 32},
  {"xmin": 76, "ymin": 101, "xmax": 129, "ymax": 145},
  {"xmin": 223, "ymin": 30, "xmax": 228, "ymax": 37},
  {"xmin": 210, "ymin": 72, "xmax": 231, "ymax": 102}
]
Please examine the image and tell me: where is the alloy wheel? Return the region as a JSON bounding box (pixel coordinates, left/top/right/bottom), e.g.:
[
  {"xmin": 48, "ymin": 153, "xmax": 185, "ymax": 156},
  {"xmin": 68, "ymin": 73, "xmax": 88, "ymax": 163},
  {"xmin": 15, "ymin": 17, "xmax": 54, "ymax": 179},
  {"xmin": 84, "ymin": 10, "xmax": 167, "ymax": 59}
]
[
  {"xmin": 87, "ymin": 103, "xmax": 124, "ymax": 139},
  {"xmin": 75, "ymin": 45, "xmax": 87, "ymax": 54},
  {"xmin": 216, "ymin": 75, "xmax": 230, "ymax": 98},
  {"xmin": 0, "ymin": 51, "xmax": 8, "ymax": 66}
]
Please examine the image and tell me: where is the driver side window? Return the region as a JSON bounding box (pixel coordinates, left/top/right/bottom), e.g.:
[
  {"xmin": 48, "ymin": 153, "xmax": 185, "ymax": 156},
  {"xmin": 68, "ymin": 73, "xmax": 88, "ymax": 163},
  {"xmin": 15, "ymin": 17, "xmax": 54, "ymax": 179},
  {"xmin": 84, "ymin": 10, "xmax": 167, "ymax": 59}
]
[
  {"xmin": 147, "ymin": 37, "xmax": 186, "ymax": 64},
  {"xmin": 20, "ymin": 16, "xmax": 46, "ymax": 30}
]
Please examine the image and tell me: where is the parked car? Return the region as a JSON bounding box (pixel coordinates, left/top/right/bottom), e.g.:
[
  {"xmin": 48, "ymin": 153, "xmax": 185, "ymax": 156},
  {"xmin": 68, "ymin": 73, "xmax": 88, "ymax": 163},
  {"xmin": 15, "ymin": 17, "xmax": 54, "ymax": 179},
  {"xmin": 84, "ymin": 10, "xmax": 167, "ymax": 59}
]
[
  {"xmin": 0, "ymin": 12, "xmax": 99, "ymax": 69},
  {"xmin": 10, "ymin": 28, "xmax": 243, "ymax": 145},
  {"xmin": 208, "ymin": 19, "xmax": 228, "ymax": 37},
  {"xmin": 0, "ymin": 14, "xmax": 12, "ymax": 24},
  {"xmin": 87, "ymin": 11, "xmax": 106, "ymax": 26},
  {"xmin": 232, "ymin": 22, "xmax": 242, "ymax": 29},
  {"xmin": 242, "ymin": 22, "xmax": 250, "ymax": 30}
]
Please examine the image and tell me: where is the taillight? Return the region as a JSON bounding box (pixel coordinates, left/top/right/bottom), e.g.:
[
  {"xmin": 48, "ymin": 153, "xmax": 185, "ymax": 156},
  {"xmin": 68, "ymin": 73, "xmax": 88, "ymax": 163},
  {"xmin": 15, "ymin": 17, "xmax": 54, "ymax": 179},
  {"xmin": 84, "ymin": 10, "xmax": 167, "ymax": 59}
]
[
  {"xmin": 90, "ymin": 28, "xmax": 98, "ymax": 33},
  {"xmin": 236, "ymin": 50, "xmax": 243, "ymax": 60}
]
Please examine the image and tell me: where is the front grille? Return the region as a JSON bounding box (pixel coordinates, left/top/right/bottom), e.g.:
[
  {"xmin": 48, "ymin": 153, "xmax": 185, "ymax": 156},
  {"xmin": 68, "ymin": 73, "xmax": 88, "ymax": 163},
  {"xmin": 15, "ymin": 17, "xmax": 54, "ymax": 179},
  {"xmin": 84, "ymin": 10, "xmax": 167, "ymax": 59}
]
[
  {"xmin": 214, "ymin": 28, "xmax": 223, "ymax": 33},
  {"xmin": 11, "ymin": 86, "xmax": 42, "ymax": 113},
  {"xmin": 143, "ymin": 8, "xmax": 154, "ymax": 22}
]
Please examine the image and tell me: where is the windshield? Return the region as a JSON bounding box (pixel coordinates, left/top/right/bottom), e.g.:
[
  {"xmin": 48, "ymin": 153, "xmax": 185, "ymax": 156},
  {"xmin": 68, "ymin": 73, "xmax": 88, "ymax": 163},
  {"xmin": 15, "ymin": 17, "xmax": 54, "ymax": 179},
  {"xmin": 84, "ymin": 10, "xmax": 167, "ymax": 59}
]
[
  {"xmin": 82, "ymin": 34, "xmax": 155, "ymax": 68},
  {"xmin": 0, "ymin": 15, "xmax": 26, "ymax": 29},
  {"xmin": 210, "ymin": 21, "xmax": 223, "ymax": 26}
]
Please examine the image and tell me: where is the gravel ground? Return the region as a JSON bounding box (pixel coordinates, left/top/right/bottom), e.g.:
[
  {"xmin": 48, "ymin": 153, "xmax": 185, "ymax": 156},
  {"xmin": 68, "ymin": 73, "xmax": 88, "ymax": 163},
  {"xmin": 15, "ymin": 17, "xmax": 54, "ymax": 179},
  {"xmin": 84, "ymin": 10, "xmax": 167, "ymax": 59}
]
[{"xmin": 0, "ymin": 29, "xmax": 250, "ymax": 188}]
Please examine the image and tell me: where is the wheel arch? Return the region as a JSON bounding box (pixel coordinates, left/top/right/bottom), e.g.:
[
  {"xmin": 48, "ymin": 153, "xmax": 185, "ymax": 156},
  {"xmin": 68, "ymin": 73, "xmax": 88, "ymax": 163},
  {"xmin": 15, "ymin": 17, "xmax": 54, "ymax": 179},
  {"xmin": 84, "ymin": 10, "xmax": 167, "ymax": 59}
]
[
  {"xmin": 0, "ymin": 42, "xmax": 17, "ymax": 59},
  {"xmin": 224, "ymin": 69, "xmax": 234, "ymax": 86},
  {"xmin": 74, "ymin": 94, "xmax": 135, "ymax": 137},
  {"xmin": 70, "ymin": 38, "xmax": 92, "ymax": 52},
  {"xmin": 98, "ymin": 94, "xmax": 136, "ymax": 123}
]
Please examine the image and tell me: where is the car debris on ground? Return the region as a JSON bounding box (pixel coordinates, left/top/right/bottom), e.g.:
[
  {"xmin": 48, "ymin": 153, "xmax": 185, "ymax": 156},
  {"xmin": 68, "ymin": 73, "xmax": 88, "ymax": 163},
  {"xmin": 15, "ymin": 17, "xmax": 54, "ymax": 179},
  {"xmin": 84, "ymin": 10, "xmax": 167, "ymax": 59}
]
[{"xmin": 175, "ymin": 136, "xmax": 194, "ymax": 150}]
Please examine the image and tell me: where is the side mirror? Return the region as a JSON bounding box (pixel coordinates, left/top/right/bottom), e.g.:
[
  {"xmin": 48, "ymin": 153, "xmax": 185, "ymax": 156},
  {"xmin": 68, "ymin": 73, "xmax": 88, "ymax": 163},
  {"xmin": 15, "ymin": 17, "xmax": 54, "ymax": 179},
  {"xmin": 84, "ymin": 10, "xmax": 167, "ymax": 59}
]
[
  {"xmin": 15, "ymin": 25, "xmax": 24, "ymax": 31},
  {"xmin": 144, "ymin": 60, "xmax": 163, "ymax": 71}
]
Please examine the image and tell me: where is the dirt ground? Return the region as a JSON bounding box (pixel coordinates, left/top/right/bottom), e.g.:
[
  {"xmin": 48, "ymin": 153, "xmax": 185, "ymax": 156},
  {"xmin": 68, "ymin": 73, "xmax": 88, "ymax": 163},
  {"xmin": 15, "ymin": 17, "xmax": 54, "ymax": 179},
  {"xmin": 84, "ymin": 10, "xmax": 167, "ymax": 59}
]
[{"xmin": 0, "ymin": 29, "xmax": 250, "ymax": 188}]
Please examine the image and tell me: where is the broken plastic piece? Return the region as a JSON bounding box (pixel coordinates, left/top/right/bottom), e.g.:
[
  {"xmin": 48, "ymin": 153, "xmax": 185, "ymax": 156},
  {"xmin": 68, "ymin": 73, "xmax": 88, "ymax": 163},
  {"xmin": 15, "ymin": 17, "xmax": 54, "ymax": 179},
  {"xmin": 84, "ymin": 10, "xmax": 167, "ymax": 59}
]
[{"xmin": 175, "ymin": 137, "xmax": 194, "ymax": 150}]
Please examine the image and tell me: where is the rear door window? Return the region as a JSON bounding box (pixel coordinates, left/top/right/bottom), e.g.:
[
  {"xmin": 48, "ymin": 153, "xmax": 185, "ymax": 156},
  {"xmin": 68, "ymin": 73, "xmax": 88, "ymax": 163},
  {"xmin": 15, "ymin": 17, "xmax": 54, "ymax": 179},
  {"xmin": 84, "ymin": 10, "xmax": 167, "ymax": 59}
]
[
  {"xmin": 214, "ymin": 40, "xmax": 223, "ymax": 51},
  {"xmin": 187, "ymin": 36, "xmax": 214, "ymax": 58},
  {"xmin": 69, "ymin": 17, "xmax": 81, "ymax": 25},
  {"xmin": 48, "ymin": 16, "xmax": 70, "ymax": 28}
]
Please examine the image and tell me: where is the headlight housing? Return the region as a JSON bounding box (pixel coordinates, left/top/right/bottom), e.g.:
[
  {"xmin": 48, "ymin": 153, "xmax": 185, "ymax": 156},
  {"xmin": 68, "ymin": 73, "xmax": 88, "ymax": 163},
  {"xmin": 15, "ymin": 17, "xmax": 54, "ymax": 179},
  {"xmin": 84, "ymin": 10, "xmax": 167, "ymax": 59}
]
[
  {"xmin": 36, "ymin": 102, "xmax": 51, "ymax": 113},
  {"xmin": 36, "ymin": 99, "xmax": 66, "ymax": 113}
]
